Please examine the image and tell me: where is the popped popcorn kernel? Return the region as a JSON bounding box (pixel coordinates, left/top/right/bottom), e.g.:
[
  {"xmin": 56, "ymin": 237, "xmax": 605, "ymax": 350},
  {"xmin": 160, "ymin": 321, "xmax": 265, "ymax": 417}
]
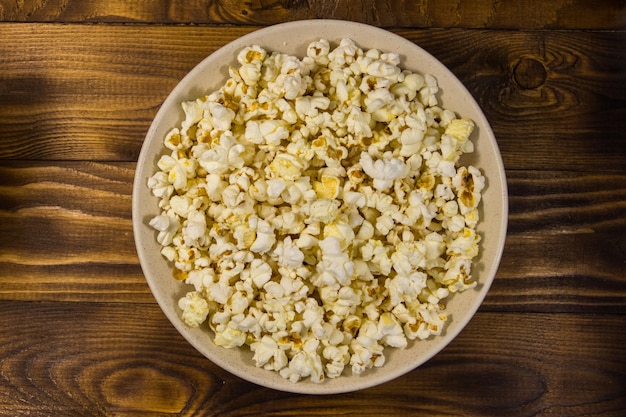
[
  {"xmin": 178, "ymin": 291, "xmax": 209, "ymax": 327},
  {"xmin": 148, "ymin": 38, "xmax": 485, "ymax": 384}
]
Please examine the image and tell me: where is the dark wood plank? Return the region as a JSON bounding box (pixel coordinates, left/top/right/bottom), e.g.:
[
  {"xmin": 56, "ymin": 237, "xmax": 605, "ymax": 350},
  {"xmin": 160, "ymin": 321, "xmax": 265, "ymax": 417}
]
[
  {"xmin": 1, "ymin": 162, "xmax": 625, "ymax": 312},
  {"xmin": 0, "ymin": 302, "xmax": 623, "ymax": 416},
  {"xmin": 485, "ymin": 169, "xmax": 626, "ymax": 313},
  {"xmin": 0, "ymin": 0, "xmax": 624, "ymax": 29},
  {"xmin": 0, "ymin": 161, "xmax": 153, "ymax": 302},
  {"xmin": 506, "ymin": 170, "xmax": 626, "ymax": 235},
  {"xmin": 1, "ymin": 25, "xmax": 624, "ymax": 171},
  {"xmin": 488, "ymin": 231, "xmax": 626, "ymax": 314}
]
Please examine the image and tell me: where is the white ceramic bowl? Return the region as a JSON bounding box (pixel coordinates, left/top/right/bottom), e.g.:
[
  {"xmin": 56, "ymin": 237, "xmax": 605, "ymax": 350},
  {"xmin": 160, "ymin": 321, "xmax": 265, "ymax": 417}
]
[{"xmin": 133, "ymin": 19, "xmax": 508, "ymax": 394}]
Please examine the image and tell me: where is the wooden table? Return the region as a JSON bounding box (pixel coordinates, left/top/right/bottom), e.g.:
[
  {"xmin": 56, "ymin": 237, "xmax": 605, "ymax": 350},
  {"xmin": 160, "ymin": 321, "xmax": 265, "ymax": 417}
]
[{"xmin": 1, "ymin": 1, "xmax": 625, "ymax": 415}]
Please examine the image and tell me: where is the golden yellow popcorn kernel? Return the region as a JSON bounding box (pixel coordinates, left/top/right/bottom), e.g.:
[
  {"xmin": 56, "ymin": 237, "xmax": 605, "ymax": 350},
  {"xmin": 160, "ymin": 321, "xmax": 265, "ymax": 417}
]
[
  {"xmin": 311, "ymin": 136, "xmax": 326, "ymax": 149},
  {"xmin": 268, "ymin": 153, "xmax": 304, "ymax": 181},
  {"xmin": 444, "ymin": 118, "xmax": 474, "ymax": 141},
  {"xmin": 343, "ymin": 315, "xmax": 362, "ymax": 337},
  {"xmin": 279, "ymin": 334, "xmax": 303, "ymax": 350},
  {"xmin": 173, "ymin": 268, "xmax": 188, "ymax": 281},
  {"xmin": 246, "ymin": 49, "xmax": 264, "ymax": 62},
  {"xmin": 417, "ymin": 173, "xmax": 435, "ymax": 191},
  {"xmin": 347, "ymin": 167, "xmax": 365, "ymax": 184},
  {"xmin": 313, "ymin": 175, "xmax": 341, "ymax": 199},
  {"xmin": 166, "ymin": 131, "xmax": 181, "ymax": 147}
]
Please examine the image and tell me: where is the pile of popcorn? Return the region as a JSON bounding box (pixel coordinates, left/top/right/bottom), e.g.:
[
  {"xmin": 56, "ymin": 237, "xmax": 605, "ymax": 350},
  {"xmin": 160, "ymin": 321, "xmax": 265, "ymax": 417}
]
[{"xmin": 148, "ymin": 38, "xmax": 484, "ymax": 383}]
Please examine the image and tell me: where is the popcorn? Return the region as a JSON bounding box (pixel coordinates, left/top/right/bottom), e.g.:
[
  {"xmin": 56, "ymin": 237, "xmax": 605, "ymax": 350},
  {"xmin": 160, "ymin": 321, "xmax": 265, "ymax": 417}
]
[
  {"xmin": 346, "ymin": 106, "xmax": 373, "ymax": 138},
  {"xmin": 323, "ymin": 217, "xmax": 355, "ymax": 250},
  {"xmin": 447, "ymin": 227, "xmax": 481, "ymax": 259},
  {"xmin": 185, "ymin": 267, "xmax": 215, "ymax": 292},
  {"xmin": 453, "ymin": 166, "xmax": 485, "ymax": 214},
  {"xmin": 208, "ymin": 102, "xmax": 237, "ymax": 132},
  {"xmin": 247, "ymin": 258, "xmax": 273, "ymax": 288},
  {"xmin": 207, "ymin": 280, "xmax": 233, "ymax": 305},
  {"xmin": 378, "ymin": 312, "xmax": 408, "ymax": 349},
  {"xmin": 249, "ymin": 217, "xmax": 276, "ymax": 254},
  {"xmin": 280, "ymin": 338, "xmax": 325, "ymax": 383},
  {"xmin": 157, "ymin": 154, "xmax": 197, "ymax": 191},
  {"xmin": 266, "ymin": 178, "xmax": 286, "ymax": 199},
  {"xmin": 359, "ymin": 152, "xmax": 409, "ymax": 192},
  {"xmin": 204, "ymin": 173, "xmax": 225, "ymax": 201},
  {"xmin": 273, "ymin": 236, "xmax": 305, "ymax": 269},
  {"xmin": 149, "ymin": 213, "xmax": 180, "ymax": 246},
  {"xmin": 307, "ymin": 39, "xmax": 331, "ymax": 65},
  {"xmin": 314, "ymin": 237, "xmax": 355, "ymax": 286},
  {"xmin": 295, "ymin": 95, "xmax": 331, "ymax": 118},
  {"xmin": 148, "ymin": 38, "xmax": 484, "ymax": 384},
  {"xmin": 147, "ymin": 171, "xmax": 173, "ymax": 202},
  {"xmin": 419, "ymin": 73, "xmax": 440, "ymax": 107},
  {"xmin": 251, "ymin": 335, "xmax": 289, "ymax": 371},
  {"xmin": 385, "ymin": 271, "xmax": 427, "ymax": 307},
  {"xmin": 182, "ymin": 209, "xmax": 209, "ymax": 247},
  {"xmin": 323, "ymin": 345, "xmax": 350, "ymax": 378},
  {"xmin": 237, "ymin": 45, "xmax": 267, "ymax": 65},
  {"xmin": 312, "ymin": 174, "xmax": 341, "ymax": 199},
  {"xmin": 214, "ymin": 326, "xmax": 247, "ymax": 348},
  {"xmin": 307, "ymin": 198, "xmax": 341, "ymax": 223},
  {"xmin": 197, "ymin": 133, "xmax": 245, "ymax": 175},
  {"xmin": 399, "ymin": 125, "xmax": 425, "ymax": 157},
  {"xmin": 268, "ymin": 153, "xmax": 305, "ymax": 181},
  {"xmin": 178, "ymin": 291, "xmax": 209, "ymax": 327}
]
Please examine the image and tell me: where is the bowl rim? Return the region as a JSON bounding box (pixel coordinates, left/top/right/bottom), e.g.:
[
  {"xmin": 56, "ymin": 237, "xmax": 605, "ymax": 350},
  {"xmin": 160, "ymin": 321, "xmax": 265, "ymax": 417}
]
[{"xmin": 132, "ymin": 18, "xmax": 508, "ymax": 394}]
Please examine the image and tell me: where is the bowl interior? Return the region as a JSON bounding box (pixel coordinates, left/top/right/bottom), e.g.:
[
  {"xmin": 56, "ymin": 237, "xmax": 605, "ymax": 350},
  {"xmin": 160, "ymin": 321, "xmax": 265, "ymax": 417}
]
[{"xmin": 132, "ymin": 19, "xmax": 508, "ymax": 394}]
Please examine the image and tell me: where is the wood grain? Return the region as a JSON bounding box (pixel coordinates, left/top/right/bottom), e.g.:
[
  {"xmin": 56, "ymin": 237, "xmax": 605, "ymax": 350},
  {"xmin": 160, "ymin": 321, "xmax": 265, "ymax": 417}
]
[
  {"xmin": 0, "ymin": 302, "xmax": 623, "ymax": 416},
  {"xmin": 0, "ymin": 1, "xmax": 624, "ymax": 414},
  {"xmin": 0, "ymin": 161, "xmax": 151, "ymax": 302},
  {"xmin": 1, "ymin": 24, "xmax": 624, "ymax": 171},
  {"xmin": 0, "ymin": 0, "xmax": 624, "ymax": 29},
  {"xmin": 0, "ymin": 24, "xmax": 253, "ymax": 161},
  {"xmin": 1, "ymin": 162, "xmax": 624, "ymax": 312},
  {"xmin": 488, "ymin": 168, "xmax": 626, "ymax": 313}
]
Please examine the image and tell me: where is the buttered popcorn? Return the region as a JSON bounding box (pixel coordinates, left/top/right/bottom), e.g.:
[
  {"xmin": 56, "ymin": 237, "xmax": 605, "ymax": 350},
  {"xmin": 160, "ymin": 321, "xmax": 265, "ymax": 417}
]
[{"xmin": 148, "ymin": 38, "xmax": 485, "ymax": 383}]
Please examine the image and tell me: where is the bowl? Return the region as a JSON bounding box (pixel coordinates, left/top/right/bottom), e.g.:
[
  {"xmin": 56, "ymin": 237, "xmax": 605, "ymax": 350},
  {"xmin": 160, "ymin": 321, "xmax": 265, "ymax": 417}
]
[{"xmin": 132, "ymin": 19, "xmax": 508, "ymax": 394}]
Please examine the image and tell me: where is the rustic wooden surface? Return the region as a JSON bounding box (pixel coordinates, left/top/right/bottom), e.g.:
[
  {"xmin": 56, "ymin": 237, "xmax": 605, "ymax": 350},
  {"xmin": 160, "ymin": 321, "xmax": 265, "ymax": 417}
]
[{"xmin": 1, "ymin": 1, "xmax": 625, "ymax": 416}]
